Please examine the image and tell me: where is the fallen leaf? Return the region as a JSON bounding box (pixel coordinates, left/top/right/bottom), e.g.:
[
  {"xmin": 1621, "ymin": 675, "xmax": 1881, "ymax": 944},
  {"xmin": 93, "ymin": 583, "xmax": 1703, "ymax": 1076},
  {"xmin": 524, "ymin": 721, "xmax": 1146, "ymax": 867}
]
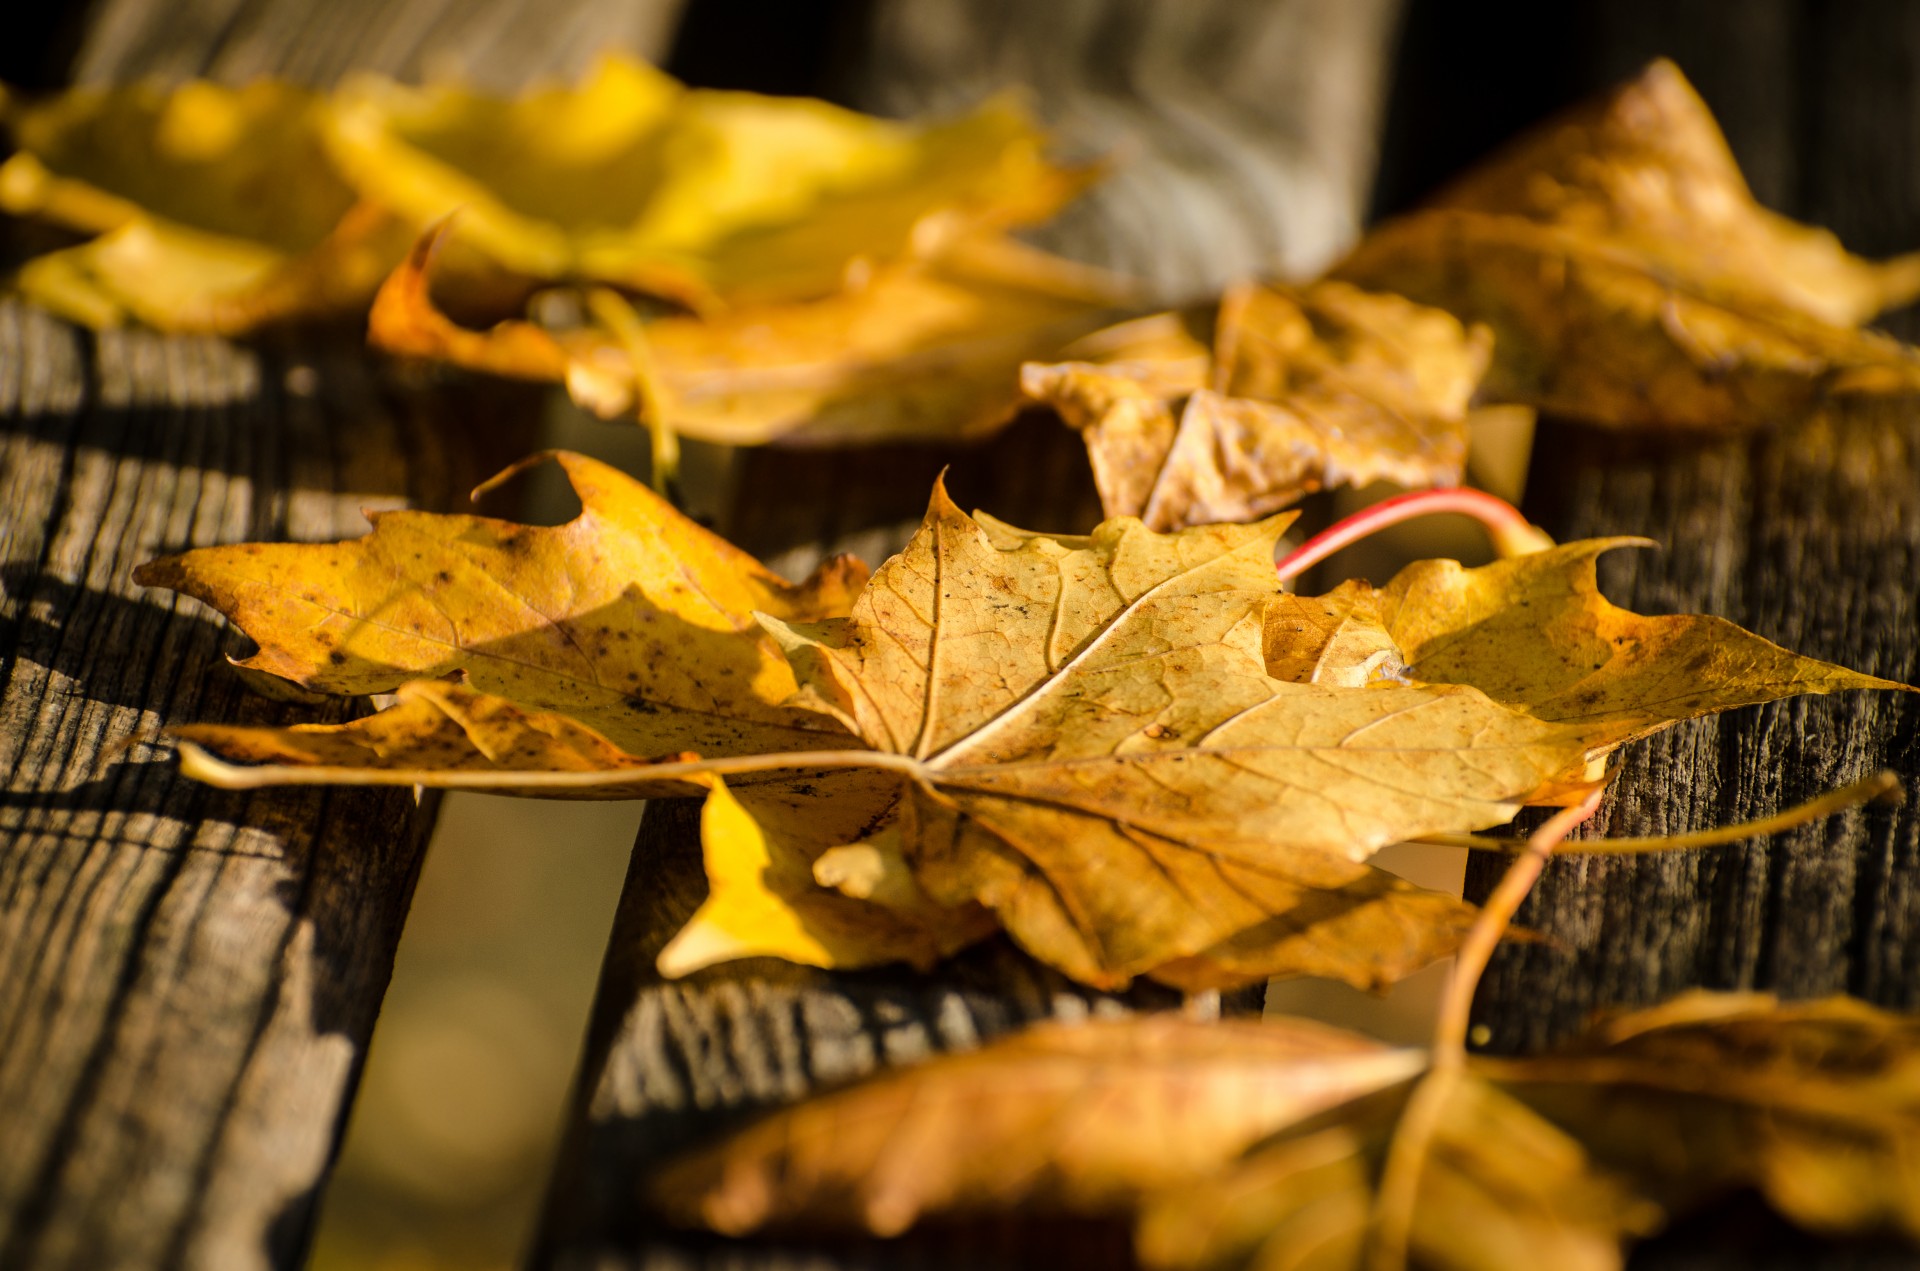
[
  {"xmin": 1334, "ymin": 60, "xmax": 1920, "ymax": 429},
  {"xmin": 1265, "ymin": 537, "xmax": 1905, "ymax": 746},
  {"xmin": 135, "ymin": 450, "xmax": 868, "ymax": 758},
  {"xmin": 646, "ymin": 1013, "xmax": 1426, "ymax": 1237},
  {"xmin": 1489, "ymin": 991, "xmax": 1920, "ymax": 1244},
  {"xmin": 0, "ymin": 79, "xmax": 410, "ymax": 331},
  {"xmin": 325, "ymin": 56, "xmax": 1086, "ymax": 310},
  {"xmin": 1023, "ymin": 280, "xmax": 1493, "ymax": 531},
  {"xmin": 757, "ymin": 485, "xmax": 1585, "ymax": 987},
  {"xmin": 371, "ymin": 225, "xmax": 1125, "ymax": 445},
  {"xmin": 1137, "ymin": 1074, "xmax": 1657, "ymax": 1271},
  {"xmin": 141, "ymin": 465, "xmax": 1898, "ymax": 991},
  {"xmin": 2, "ymin": 58, "xmax": 1094, "ymax": 337},
  {"xmin": 649, "ymin": 994, "xmax": 1920, "ymax": 1270},
  {"xmin": 657, "ymin": 774, "xmax": 998, "ymax": 977}
]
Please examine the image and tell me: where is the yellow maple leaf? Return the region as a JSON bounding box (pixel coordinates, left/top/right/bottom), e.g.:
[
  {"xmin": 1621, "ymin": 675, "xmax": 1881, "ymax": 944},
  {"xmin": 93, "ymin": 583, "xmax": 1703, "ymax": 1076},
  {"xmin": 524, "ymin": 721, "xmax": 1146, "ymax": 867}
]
[
  {"xmin": 137, "ymin": 458, "xmax": 1898, "ymax": 993},
  {"xmin": 0, "ymin": 57, "xmax": 1095, "ymax": 337},
  {"xmin": 1333, "ymin": 59, "xmax": 1920, "ymax": 429},
  {"xmin": 326, "ymin": 56, "xmax": 1087, "ymax": 309},
  {"xmin": 0, "ymin": 79, "xmax": 410, "ymax": 331}
]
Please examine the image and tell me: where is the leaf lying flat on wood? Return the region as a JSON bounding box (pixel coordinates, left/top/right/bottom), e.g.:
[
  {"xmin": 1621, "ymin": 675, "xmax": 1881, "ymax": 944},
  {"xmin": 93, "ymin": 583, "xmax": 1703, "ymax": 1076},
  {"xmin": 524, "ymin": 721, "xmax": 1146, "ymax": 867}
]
[
  {"xmin": 1266, "ymin": 538, "xmax": 1904, "ymax": 746},
  {"xmin": 1137, "ymin": 1074, "xmax": 1657, "ymax": 1271},
  {"xmin": 1488, "ymin": 991, "xmax": 1920, "ymax": 1245},
  {"xmin": 136, "ymin": 450, "xmax": 867, "ymax": 758},
  {"xmin": 0, "ymin": 79, "xmax": 412, "ymax": 331},
  {"xmin": 1023, "ymin": 280, "xmax": 1492, "ymax": 530},
  {"xmin": 0, "ymin": 57, "xmax": 1091, "ymax": 338},
  {"xmin": 650, "ymin": 995, "xmax": 1920, "ymax": 1271},
  {"xmin": 1334, "ymin": 59, "xmax": 1920, "ymax": 430},
  {"xmin": 142, "ymin": 462, "xmax": 1901, "ymax": 991},
  {"xmin": 327, "ymin": 57, "xmax": 1085, "ymax": 310},
  {"xmin": 647, "ymin": 1014, "xmax": 1427, "ymax": 1237},
  {"xmin": 371, "ymin": 225, "xmax": 1125, "ymax": 446}
]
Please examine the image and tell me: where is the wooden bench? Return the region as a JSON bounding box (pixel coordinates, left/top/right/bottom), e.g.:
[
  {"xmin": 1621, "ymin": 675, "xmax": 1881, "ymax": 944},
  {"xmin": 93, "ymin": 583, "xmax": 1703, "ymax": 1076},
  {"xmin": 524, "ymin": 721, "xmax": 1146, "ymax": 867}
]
[{"xmin": 3, "ymin": 3, "xmax": 1917, "ymax": 1269}]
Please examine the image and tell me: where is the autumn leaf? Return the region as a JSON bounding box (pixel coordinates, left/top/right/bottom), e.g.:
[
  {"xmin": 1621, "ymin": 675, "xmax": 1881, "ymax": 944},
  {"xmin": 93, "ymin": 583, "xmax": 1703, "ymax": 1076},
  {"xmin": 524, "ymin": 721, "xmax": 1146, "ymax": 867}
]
[
  {"xmin": 0, "ymin": 78, "xmax": 412, "ymax": 331},
  {"xmin": 1264, "ymin": 537, "xmax": 1905, "ymax": 746},
  {"xmin": 647, "ymin": 1013, "xmax": 1427, "ymax": 1237},
  {"xmin": 1334, "ymin": 59, "xmax": 1920, "ymax": 429},
  {"xmin": 1487, "ymin": 991, "xmax": 1920, "ymax": 1245},
  {"xmin": 139, "ymin": 460, "xmax": 1899, "ymax": 993},
  {"xmin": 1022, "ymin": 280, "xmax": 1494, "ymax": 531},
  {"xmin": 326, "ymin": 56, "xmax": 1087, "ymax": 310},
  {"xmin": 370, "ymin": 223, "xmax": 1126, "ymax": 446},
  {"xmin": 648, "ymin": 994, "xmax": 1920, "ymax": 1271},
  {"xmin": 1136, "ymin": 1072, "xmax": 1658, "ymax": 1271},
  {"xmin": 135, "ymin": 450, "xmax": 868, "ymax": 759},
  {"xmin": 1, "ymin": 57, "xmax": 1094, "ymax": 336}
]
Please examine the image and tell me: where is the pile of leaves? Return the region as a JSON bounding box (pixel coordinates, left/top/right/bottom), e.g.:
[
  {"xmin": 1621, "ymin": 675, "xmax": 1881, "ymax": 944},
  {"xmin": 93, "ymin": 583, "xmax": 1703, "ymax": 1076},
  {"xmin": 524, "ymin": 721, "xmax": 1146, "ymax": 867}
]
[
  {"xmin": 0, "ymin": 56, "xmax": 1122, "ymax": 454},
  {"xmin": 78, "ymin": 56, "xmax": 1920, "ymax": 1271}
]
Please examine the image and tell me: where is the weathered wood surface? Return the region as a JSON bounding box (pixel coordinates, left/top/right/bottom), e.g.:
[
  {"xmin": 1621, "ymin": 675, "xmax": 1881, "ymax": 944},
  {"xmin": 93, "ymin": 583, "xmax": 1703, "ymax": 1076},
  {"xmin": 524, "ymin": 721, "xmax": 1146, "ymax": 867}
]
[
  {"xmin": 0, "ymin": 303, "xmax": 536, "ymax": 1269},
  {"xmin": 853, "ymin": 0, "xmax": 1402, "ymax": 301},
  {"xmin": 1451, "ymin": 2, "xmax": 1920, "ymax": 1048}
]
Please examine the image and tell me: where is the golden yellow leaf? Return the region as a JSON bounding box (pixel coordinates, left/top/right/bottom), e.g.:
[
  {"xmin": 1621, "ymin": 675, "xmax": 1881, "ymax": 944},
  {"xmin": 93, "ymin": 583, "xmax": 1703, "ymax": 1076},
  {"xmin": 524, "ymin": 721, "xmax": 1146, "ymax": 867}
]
[
  {"xmin": 0, "ymin": 79, "xmax": 409, "ymax": 331},
  {"xmin": 754, "ymin": 484, "xmax": 1602, "ymax": 986},
  {"xmin": 1334, "ymin": 60, "xmax": 1920, "ymax": 429},
  {"xmin": 647, "ymin": 1014, "xmax": 1426, "ymax": 1237},
  {"xmin": 371, "ymin": 224, "xmax": 1125, "ymax": 445},
  {"xmin": 324, "ymin": 55, "xmax": 1083, "ymax": 309},
  {"xmin": 1266, "ymin": 538, "xmax": 1906, "ymax": 749},
  {"xmin": 1023, "ymin": 281, "xmax": 1493, "ymax": 530},
  {"xmin": 2, "ymin": 58, "xmax": 1093, "ymax": 339},
  {"xmin": 1137, "ymin": 1075, "xmax": 1656, "ymax": 1271},
  {"xmin": 141, "ymin": 470, "xmax": 1898, "ymax": 991},
  {"xmin": 134, "ymin": 450, "xmax": 867, "ymax": 758},
  {"xmin": 1426, "ymin": 59, "xmax": 1920, "ymax": 329}
]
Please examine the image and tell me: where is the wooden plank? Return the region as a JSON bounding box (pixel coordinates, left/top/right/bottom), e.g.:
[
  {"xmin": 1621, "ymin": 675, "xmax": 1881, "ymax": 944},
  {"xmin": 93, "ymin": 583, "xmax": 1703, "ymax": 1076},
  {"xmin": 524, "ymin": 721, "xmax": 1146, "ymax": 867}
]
[
  {"xmin": 0, "ymin": 304, "xmax": 539, "ymax": 1270},
  {"xmin": 1457, "ymin": 1, "xmax": 1920, "ymax": 1051},
  {"xmin": 67, "ymin": 0, "xmax": 684, "ymax": 89},
  {"xmin": 852, "ymin": 0, "xmax": 1404, "ymax": 300}
]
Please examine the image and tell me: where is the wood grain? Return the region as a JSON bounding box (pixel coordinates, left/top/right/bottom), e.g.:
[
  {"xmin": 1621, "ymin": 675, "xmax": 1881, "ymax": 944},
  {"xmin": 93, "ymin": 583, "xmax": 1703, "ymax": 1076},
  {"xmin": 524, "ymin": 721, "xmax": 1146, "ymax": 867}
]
[
  {"xmin": 0, "ymin": 305, "xmax": 538, "ymax": 1271},
  {"xmin": 1457, "ymin": 1, "xmax": 1920, "ymax": 1054}
]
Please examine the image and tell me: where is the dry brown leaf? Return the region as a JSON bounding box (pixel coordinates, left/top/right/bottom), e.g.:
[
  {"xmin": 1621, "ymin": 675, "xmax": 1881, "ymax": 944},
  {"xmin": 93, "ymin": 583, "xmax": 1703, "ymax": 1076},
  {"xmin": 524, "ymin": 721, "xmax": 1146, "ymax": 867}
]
[
  {"xmin": 371, "ymin": 225, "xmax": 1125, "ymax": 445},
  {"xmin": 1023, "ymin": 280, "xmax": 1493, "ymax": 530},
  {"xmin": 1489, "ymin": 992, "xmax": 1920, "ymax": 1244},
  {"xmin": 649, "ymin": 994, "xmax": 1920, "ymax": 1270},
  {"xmin": 1137, "ymin": 1075, "xmax": 1656, "ymax": 1271},
  {"xmin": 142, "ymin": 464, "xmax": 1898, "ymax": 991},
  {"xmin": 647, "ymin": 1014, "xmax": 1426, "ymax": 1237},
  {"xmin": 1334, "ymin": 60, "xmax": 1920, "ymax": 429}
]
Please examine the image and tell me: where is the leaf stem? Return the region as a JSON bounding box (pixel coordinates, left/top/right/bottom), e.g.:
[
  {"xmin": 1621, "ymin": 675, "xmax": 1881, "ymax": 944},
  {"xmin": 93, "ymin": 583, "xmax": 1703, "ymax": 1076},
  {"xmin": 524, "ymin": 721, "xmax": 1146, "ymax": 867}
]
[
  {"xmin": 174, "ymin": 742, "xmax": 928, "ymax": 792},
  {"xmin": 586, "ymin": 286, "xmax": 680, "ymax": 497},
  {"xmin": 1274, "ymin": 488, "xmax": 1553, "ymax": 584},
  {"xmin": 1364, "ymin": 785, "xmax": 1606, "ymax": 1271},
  {"xmin": 1413, "ymin": 771, "xmax": 1900, "ymax": 855}
]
